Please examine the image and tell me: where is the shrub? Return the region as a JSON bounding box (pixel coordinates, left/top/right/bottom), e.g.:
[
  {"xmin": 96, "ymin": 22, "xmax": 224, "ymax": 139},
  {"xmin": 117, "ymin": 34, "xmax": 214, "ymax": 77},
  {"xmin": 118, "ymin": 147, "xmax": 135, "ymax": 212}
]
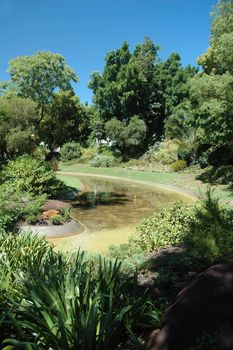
[
  {"xmin": 80, "ymin": 146, "xmax": 99, "ymax": 163},
  {"xmin": 129, "ymin": 190, "xmax": 233, "ymax": 264},
  {"xmin": 196, "ymin": 165, "xmax": 233, "ymax": 185},
  {"xmin": 49, "ymin": 214, "xmax": 63, "ymax": 225},
  {"xmin": 0, "ymin": 184, "xmax": 46, "ymax": 231},
  {"xmin": 34, "ymin": 145, "xmax": 49, "ymax": 160},
  {"xmin": 60, "ymin": 208, "xmax": 71, "ymax": 222},
  {"xmin": 177, "ymin": 145, "xmax": 191, "ymax": 163},
  {"xmin": 152, "ymin": 140, "xmax": 180, "ymax": 165},
  {"xmin": 130, "ymin": 202, "xmax": 195, "ymax": 252},
  {"xmin": 171, "ymin": 159, "xmax": 187, "ymax": 172},
  {"xmin": 1, "ymin": 156, "xmax": 64, "ymax": 197},
  {"xmin": 60, "ymin": 142, "xmax": 82, "ymax": 162},
  {"xmin": 90, "ymin": 154, "xmax": 115, "ymax": 167}
]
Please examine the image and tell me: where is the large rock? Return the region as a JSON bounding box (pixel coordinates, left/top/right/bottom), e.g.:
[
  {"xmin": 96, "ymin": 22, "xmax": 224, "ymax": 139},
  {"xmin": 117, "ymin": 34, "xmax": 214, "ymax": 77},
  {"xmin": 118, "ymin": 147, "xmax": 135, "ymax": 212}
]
[
  {"xmin": 148, "ymin": 260, "xmax": 233, "ymax": 350},
  {"xmin": 43, "ymin": 200, "xmax": 72, "ymax": 211}
]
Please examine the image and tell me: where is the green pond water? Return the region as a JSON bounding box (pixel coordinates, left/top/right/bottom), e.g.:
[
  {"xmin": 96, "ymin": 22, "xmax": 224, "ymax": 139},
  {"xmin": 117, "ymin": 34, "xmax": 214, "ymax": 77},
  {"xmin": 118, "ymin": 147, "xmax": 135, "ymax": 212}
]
[{"xmin": 51, "ymin": 175, "xmax": 192, "ymax": 254}]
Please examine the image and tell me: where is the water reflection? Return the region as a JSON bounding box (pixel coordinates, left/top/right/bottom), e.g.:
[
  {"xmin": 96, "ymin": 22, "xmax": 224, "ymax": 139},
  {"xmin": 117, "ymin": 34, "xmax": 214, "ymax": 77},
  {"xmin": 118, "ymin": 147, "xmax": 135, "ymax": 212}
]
[{"xmin": 50, "ymin": 176, "xmax": 192, "ymax": 253}]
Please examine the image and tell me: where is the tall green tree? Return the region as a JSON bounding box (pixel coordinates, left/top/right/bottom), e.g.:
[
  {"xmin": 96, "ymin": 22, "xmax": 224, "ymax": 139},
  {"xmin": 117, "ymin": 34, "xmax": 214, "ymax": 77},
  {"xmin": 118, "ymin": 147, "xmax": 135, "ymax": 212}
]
[
  {"xmin": 189, "ymin": 0, "xmax": 233, "ymax": 146},
  {"xmin": 40, "ymin": 90, "xmax": 90, "ymax": 149},
  {"xmin": 7, "ymin": 51, "xmax": 78, "ymax": 124},
  {"xmin": 105, "ymin": 115, "xmax": 147, "ymax": 159},
  {"xmin": 89, "ymin": 38, "xmax": 196, "ymax": 147},
  {"xmin": 0, "ymin": 95, "xmax": 38, "ymax": 158}
]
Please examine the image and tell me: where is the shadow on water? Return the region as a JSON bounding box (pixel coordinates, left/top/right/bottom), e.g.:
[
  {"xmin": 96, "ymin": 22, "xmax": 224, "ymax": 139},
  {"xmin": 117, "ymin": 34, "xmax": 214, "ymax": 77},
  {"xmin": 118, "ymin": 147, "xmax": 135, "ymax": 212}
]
[
  {"xmin": 51, "ymin": 175, "xmax": 192, "ymax": 253},
  {"xmin": 73, "ymin": 191, "xmax": 131, "ymax": 210}
]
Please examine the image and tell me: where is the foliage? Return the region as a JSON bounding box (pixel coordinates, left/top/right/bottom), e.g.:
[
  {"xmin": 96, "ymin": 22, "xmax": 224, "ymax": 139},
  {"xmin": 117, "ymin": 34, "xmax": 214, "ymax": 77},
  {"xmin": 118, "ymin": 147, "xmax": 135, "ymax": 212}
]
[
  {"xmin": 105, "ymin": 115, "xmax": 147, "ymax": 158},
  {"xmin": 171, "ymin": 159, "xmax": 187, "ymax": 172},
  {"xmin": 196, "ymin": 165, "xmax": 233, "ymax": 185},
  {"xmin": 89, "ymin": 38, "xmax": 196, "ymax": 146},
  {"xmin": 80, "ymin": 146, "xmax": 99, "ymax": 163},
  {"xmin": 0, "ymin": 95, "xmax": 38, "ymax": 158},
  {"xmin": 1, "ymin": 156, "xmax": 64, "ymax": 197},
  {"xmin": 189, "ymin": 0, "xmax": 233, "ymax": 147},
  {"xmin": 7, "ymin": 51, "xmax": 78, "ymax": 117},
  {"xmin": 189, "ymin": 72, "xmax": 233, "ymax": 145},
  {"xmin": 197, "ymin": 0, "xmax": 233, "ymax": 75},
  {"xmin": 90, "ymin": 154, "xmax": 115, "ymax": 167},
  {"xmin": 186, "ymin": 190, "xmax": 233, "ymax": 263},
  {"xmin": 60, "ymin": 208, "xmax": 71, "ymax": 222},
  {"xmin": 129, "ymin": 190, "xmax": 233, "ymax": 264},
  {"xmin": 49, "ymin": 214, "xmax": 63, "ymax": 225},
  {"xmin": 33, "ymin": 145, "xmax": 49, "ymax": 160},
  {"xmin": 60, "ymin": 142, "xmax": 82, "ymax": 162},
  {"xmin": 0, "ymin": 235, "xmax": 159, "ymax": 349},
  {"xmin": 151, "ymin": 139, "xmax": 180, "ymax": 164},
  {"xmin": 41, "ymin": 90, "xmax": 90, "ymax": 149},
  {"xmin": 0, "ymin": 232, "xmax": 53, "ymax": 304},
  {"xmin": 0, "ymin": 184, "xmax": 46, "ymax": 231},
  {"xmin": 130, "ymin": 202, "xmax": 195, "ymax": 252}
]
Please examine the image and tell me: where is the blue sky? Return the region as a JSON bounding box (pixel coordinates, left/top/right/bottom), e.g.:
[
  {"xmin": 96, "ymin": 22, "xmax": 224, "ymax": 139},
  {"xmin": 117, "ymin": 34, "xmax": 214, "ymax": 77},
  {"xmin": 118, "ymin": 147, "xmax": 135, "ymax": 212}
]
[{"xmin": 0, "ymin": 0, "xmax": 217, "ymax": 103}]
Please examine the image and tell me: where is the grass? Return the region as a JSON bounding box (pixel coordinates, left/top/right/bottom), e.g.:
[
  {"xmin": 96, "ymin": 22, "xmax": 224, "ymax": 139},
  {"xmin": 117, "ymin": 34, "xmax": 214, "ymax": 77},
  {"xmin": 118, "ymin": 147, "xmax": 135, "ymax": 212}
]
[
  {"xmin": 57, "ymin": 174, "xmax": 83, "ymax": 190},
  {"xmin": 58, "ymin": 163, "xmax": 233, "ymax": 202}
]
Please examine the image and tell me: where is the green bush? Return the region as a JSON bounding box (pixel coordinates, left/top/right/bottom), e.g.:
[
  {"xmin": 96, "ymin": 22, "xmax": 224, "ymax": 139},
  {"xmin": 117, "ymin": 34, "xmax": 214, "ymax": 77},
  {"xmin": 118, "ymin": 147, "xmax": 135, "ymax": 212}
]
[
  {"xmin": 171, "ymin": 159, "xmax": 187, "ymax": 172},
  {"xmin": 0, "ymin": 185, "xmax": 46, "ymax": 231},
  {"xmin": 90, "ymin": 154, "xmax": 115, "ymax": 167},
  {"xmin": 177, "ymin": 145, "xmax": 191, "ymax": 163},
  {"xmin": 34, "ymin": 145, "xmax": 49, "ymax": 160},
  {"xmin": 130, "ymin": 202, "xmax": 195, "ymax": 252},
  {"xmin": 60, "ymin": 208, "xmax": 71, "ymax": 222},
  {"xmin": 197, "ymin": 165, "xmax": 233, "ymax": 185},
  {"xmin": 60, "ymin": 142, "xmax": 82, "ymax": 161},
  {"xmin": 1, "ymin": 156, "xmax": 64, "ymax": 197},
  {"xmin": 152, "ymin": 140, "xmax": 180, "ymax": 165},
  {"xmin": 129, "ymin": 191, "xmax": 233, "ymax": 264},
  {"xmin": 49, "ymin": 214, "xmax": 63, "ymax": 225},
  {"xmin": 80, "ymin": 146, "xmax": 99, "ymax": 163}
]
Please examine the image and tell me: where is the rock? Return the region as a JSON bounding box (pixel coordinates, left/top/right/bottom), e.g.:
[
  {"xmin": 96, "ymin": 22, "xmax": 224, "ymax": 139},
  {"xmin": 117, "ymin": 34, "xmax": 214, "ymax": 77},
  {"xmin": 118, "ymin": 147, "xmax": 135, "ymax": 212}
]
[
  {"xmin": 43, "ymin": 200, "xmax": 72, "ymax": 211},
  {"xmin": 147, "ymin": 260, "xmax": 233, "ymax": 350},
  {"xmin": 42, "ymin": 210, "xmax": 59, "ymax": 220}
]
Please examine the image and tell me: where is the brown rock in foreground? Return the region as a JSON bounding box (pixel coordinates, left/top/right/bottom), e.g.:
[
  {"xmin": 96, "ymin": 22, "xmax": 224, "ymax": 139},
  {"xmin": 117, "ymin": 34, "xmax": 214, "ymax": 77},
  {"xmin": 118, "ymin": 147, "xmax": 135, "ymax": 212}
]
[
  {"xmin": 43, "ymin": 199, "xmax": 72, "ymax": 211},
  {"xmin": 148, "ymin": 260, "xmax": 233, "ymax": 350}
]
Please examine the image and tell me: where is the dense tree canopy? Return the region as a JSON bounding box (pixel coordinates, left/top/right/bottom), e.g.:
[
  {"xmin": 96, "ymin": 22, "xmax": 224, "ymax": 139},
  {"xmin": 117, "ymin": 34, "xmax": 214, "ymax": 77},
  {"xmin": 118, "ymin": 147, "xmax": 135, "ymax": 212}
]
[
  {"xmin": 7, "ymin": 51, "xmax": 78, "ymax": 124},
  {"xmin": 40, "ymin": 90, "xmax": 90, "ymax": 149},
  {"xmin": 89, "ymin": 38, "xmax": 196, "ymax": 149},
  {"xmin": 189, "ymin": 0, "xmax": 233, "ymax": 147},
  {"xmin": 0, "ymin": 95, "xmax": 38, "ymax": 158}
]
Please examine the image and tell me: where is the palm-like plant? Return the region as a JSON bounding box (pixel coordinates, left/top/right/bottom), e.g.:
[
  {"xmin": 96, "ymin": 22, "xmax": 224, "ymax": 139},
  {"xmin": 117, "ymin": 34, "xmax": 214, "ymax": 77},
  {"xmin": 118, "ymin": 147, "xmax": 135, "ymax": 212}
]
[{"xmin": 3, "ymin": 250, "xmax": 159, "ymax": 350}]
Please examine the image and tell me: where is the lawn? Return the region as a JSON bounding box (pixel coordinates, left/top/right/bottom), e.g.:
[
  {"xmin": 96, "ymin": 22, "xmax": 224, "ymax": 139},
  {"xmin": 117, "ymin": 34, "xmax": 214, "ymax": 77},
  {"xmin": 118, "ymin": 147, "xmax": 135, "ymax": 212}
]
[{"xmin": 58, "ymin": 163, "xmax": 233, "ymax": 202}]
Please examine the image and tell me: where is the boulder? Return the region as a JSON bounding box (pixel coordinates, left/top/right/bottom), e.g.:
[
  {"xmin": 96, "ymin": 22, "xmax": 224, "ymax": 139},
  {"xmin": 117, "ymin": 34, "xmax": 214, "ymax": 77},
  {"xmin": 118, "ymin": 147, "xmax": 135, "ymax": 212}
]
[
  {"xmin": 148, "ymin": 260, "xmax": 233, "ymax": 350},
  {"xmin": 43, "ymin": 200, "xmax": 72, "ymax": 211}
]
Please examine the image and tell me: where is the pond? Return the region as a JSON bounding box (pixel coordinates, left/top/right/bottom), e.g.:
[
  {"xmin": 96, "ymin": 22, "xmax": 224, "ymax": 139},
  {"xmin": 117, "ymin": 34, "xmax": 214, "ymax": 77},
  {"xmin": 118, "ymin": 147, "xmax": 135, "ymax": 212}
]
[{"xmin": 50, "ymin": 175, "xmax": 193, "ymax": 254}]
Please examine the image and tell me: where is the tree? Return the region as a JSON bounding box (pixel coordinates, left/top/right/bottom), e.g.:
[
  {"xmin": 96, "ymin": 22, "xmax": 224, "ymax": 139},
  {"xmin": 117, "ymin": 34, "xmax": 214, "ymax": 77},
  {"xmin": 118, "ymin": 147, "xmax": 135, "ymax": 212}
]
[
  {"xmin": 189, "ymin": 0, "xmax": 233, "ymax": 147},
  {"xmin": 40, "ymin": 90, "xmax": 90, "ymax": 149},
  {"xmin": 0, "ymin": 95, "xmax": 38, "ymax": 158},
  {"xmin": 7, "ymin": 51, "xmax": 78, "ymax": 124},
  {"xmin": 89, "ymin": 39, "xmax": 196, "ymax": 148},
  {"xmin": 197, "ymin": 0, "xmax": 233, "ymax": 74},
  {"xmin": 105, "ymin": 115, "xmax": 147, "ymax": 159}
]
